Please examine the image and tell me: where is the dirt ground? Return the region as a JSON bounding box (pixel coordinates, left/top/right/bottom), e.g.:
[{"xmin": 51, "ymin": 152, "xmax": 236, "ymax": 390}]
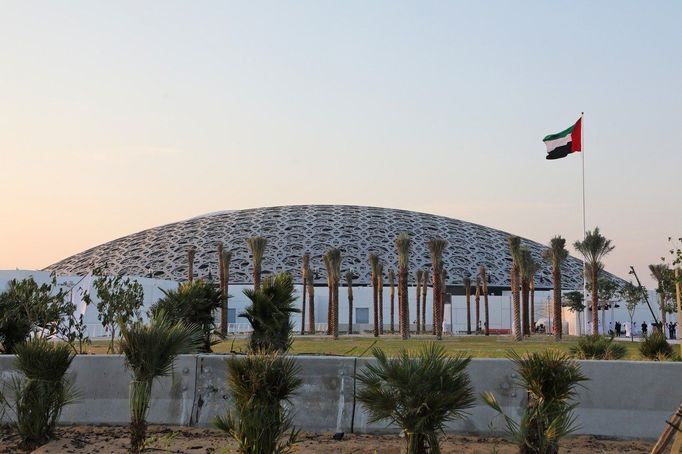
[{"xmin": 0, "ymin": 425, "xmax": 657, "ymax": 454}]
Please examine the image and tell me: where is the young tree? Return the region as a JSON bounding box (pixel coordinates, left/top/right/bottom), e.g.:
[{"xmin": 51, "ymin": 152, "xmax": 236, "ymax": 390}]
[
  {"xmin": 93, "ymin": 275, "xmax": 144, "ymax": 353},
  {"xmin": 544, "ymin": 236, "xmax": 569, "ymax": 340},
  {"xmin": 508, "ymin": 236, "xmax": 522, "ymax": 341},
  {"xmin": 563, "ymin": 290, "xmax": 585, "ymax": 335},
  {"xmin": 649, "ymin": 264, "xmax": 675, "ymax": 333},
  {"xmin": 619, "ymin": 282, "xmax": 642, "ymax": 342},
  {"xmin": 574, "ymin": 228, "xmax": 615, "ymax": 336},
  {"xmin": 396, "ymin": 233, "xmax": 412, "ymax": 340},
  {"xmin": 247, "ymin": 236, "xmax": 268, "ymax": 291}
]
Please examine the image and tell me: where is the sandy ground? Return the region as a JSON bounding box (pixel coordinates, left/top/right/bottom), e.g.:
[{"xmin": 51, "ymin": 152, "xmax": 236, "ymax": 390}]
[{"xmin": 0, "ymin": 425, "xmax": 657, "ymax": 454}]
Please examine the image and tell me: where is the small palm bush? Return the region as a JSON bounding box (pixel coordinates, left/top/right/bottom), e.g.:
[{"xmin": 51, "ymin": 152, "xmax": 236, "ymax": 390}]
[
  {"xmin": 357, "ymin": 342, "xmax": 474, "ymax": 454},
  {"xmin": 215, "ymin": 352, "xmax": 302, "ymax": 454},
  {"xmin": 569, "ymin": 335, "xmax": 626, "ymax": 360},
  {"xmin": 241, "ymin": 273, "xmax": 299, "ymax": 353},
  {"xmin": 120, "ymin": 312, "xmax": 203, "ymax": 453},
  {"xmin": 151, "ymin": 279, "xmax": 222, "ymax": 352},
  {"xmin": 483, "ymin": 350, "xmax": 588, "ymax": 454},
  {"xmin": 640, "ymin": 331, "xmax": 675, "ymax": 360},
  {"xmin": 12, "ymin": 338, "xmax": 77, "ymax": 448}
]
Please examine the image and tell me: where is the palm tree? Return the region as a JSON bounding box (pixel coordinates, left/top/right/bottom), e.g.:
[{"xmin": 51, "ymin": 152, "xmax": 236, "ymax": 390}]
[
  {"xmin": 479, "ymin": 266, "xmax": 490, "ymax": 336},
  {"xmin": 530, "ymin": 261, "xmax": 538, "ymax": 333},
  {"xmin": 573, "ymin": 228, "xmax": 614, "ymax": 336},
  {"xmin": 396, "ymin": 233, "xmax": 412, "ymax": 340},
  {"xmin": 421, "ymin": 270, "xmax": 428, "ymax": 334},
  {"xmin": 120, "ymin": 313, "xmax": 202, "ymax": 453},
  {"xmin": 518, "ymin": 248, "xmax": 535, "ymax": 337},
  {"xmin": 463, "ymin": 274, "xmax": 472, "ymax": 335},
  {"xmin": 508, "ymin": 236, "xmax": 522, "ymax": 341},
  {"xmin": 246, "ymin": 236, "xmax": 268, "ymax": 291},
  {"xmin": 369, "ymin": 253, "xmax": 380, "ymax": 337},
  {"xmin": 545, "ymin": 236, "xmax": 569, "ymax": 340},
  {"xmin": 377, "ymin": 262, "xmax": 384, "ymax": 335},
  {"xmin": 346, "ymin": 270, "xmax": 354, "ymax": 334},
  {"xmin": 300, "ymin": 253, "xmax": 309, "ymax": 336},
  {"xmin": 218, "ymin": 242, "xmax": 226, "ymax": 334},
  {"xmin": 307, "ymin": 265, "xmax": 316, "ymax": 334},
  {"xmin": 328, "ymin": 248, "xmax": 342, "ymax": 340},
  {"xmin": 475, "ymin": 277, "xmax": 481, "ymax": 334},
  {"xmin": 187, "ymin": 246, "xmax": 196, "ymax": 283},
  {"xmin": 389, "ymin": 269, "xmax": 396, "ymax": 333},
  {"xmin": 427, "ymin": 238, "xmax": 447, "ymax": 339},
  {"xmin": 221, "ymin": 249, "xmax": 232, "ymax": 336},
  {"xmin": 441, "ymin": 268, "xmax": 448, "ymax": 334},
  {"xmin": 649, "ymin": 264, "xmax": 671, "ymax": 332},
  {"xmin": 323, "ymin": 253, "xmax": 332, "ymax": 335},
  {"xmin": 356, "ymin": 343, "xmax": 474, "ymax": 454},
  {"xmin": 415, "ymin": 269, "xmax": 423, "ymax": 334}
]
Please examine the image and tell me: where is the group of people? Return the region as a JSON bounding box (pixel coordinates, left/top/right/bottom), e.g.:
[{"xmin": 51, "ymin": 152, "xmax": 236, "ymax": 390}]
[{"xmin": 606, "ymin": 320, "xmax": 678, "ymax": 339}]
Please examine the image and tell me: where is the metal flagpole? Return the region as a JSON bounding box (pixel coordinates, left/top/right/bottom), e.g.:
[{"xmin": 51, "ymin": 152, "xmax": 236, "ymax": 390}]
[{"xmin": 581, "ymin": 112, "xmax": 588, "ymax": 335}]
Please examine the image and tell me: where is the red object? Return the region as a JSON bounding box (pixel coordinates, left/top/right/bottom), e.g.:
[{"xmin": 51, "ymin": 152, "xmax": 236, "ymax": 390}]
[{"xmin": 571, "ymin": 117, "xmax": 582, "ymax": 152}]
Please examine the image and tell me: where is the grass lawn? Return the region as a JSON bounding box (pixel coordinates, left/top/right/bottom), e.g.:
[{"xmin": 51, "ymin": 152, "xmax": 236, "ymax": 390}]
[{"xmin": 88, "ymin": 334, "xmax": 645, "ymax": 359}]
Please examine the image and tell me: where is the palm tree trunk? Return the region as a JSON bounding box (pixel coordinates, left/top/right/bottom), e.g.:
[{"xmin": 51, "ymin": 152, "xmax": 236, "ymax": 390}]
[
  {"xmin": 390, "ymin": 275, "xmax": 395, "ymax": 333},
  {"xmin": 218, "ymin": 243, "xmax": 227, "ymax": 335},
  {"xmin": 327, "ymin": 278, "xmax": 333, "ymax": 336},
  {"xmin": 378, "ymin": 276, "xmax": 384, "ymax": 335},
  {"xmin": 373, "ymin": 273, "xmax": 379, "ymax": 337},
  {"xmin": 434, "ymin": 270, "xmax": 442, "ymax": 340},
  {"xmin": 591, "ymin": 267, "xmax": 598, "ymax": 336},
  {"xmin": 465, "ymin": 285, "xmax": 471, "ymax": 335},
  {"xmin": 475, "ymin": 284, "xmax": 480, "ymax": 334},
  {"xmin": 432, "ymin": 272, "xmax": 439, "ymax": 336},
  {"xmin": 483, "ymin": 287, "xmax": 489, "ymax": 336},
  {"xmin": 415, "ymin": 277, "xmax": 421, "ymax": 334},
  {"xmin": 553, "ymin": 268, "xmax": 562, "ymax": 340},
  {"xmin": 307, "ymin": 279, "xmax": 315, "ymax": 334},
  {"xmin": 348, "ymin": 281, "xmax": 353, "ymax": 335},
  {"xmin": 253, "ymin": 265, "xmax": 260, "ymax": 291},
  {"xmin": 660, "ymin": 293, "xmax": 667, "ymax": 336},
  {"xmin": 301, "ymin": 274, "xmax": 307, "ymax": 336},
  {"xmin": 400, "ymin": 266, "xmax": 409, "ymax": 340},
  {"xmin": 224, "ymin": 262, "xmax": 230, "ymax": 335},
  {"xmin": 521, "ymin": 279, "xmax": 530, "ymax": 336},
  {"xmin": 530, "ymin": 280, "xmax": 535, "ymax": 333},
  {"xmin": 332, "ymin": 280, "xmax": 339, "ymax": 340},
  {"xmin": 512, "ymin": 265, "xmax": 522, "ymax": 341},
  {"xmin": 421, "ymin": 277, "xmax": 427, "ymax": 334}
]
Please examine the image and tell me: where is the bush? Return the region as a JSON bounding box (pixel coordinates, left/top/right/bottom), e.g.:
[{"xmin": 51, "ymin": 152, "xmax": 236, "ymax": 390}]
[
  {"xmin": 357, "ymin": 343, "xmax": 474, "ymax": 454},
  {"xmin": 241, "ymin": 273, "xmax": 299, "ymax": 353},
  {"xmin": 151, "ymin": 279, "xmax": 222, "ymax": 352},
  {"xmin": 11, "ymin": 338, "xmax": 77, "ymax": 448},
  {"xmin": 569, "ymin": 335, "xmax": 626, "ymax": 360},
  {"xmin": 640, "ymin": 331, "xmax": 676, "ymax": 360},
  {"xmin": 483, "ymin": 350, "xmax": 588, "ymax": 454},
  {"xmin": 215, "ymin": 353, "xmax": 302, "ymax": 454}
]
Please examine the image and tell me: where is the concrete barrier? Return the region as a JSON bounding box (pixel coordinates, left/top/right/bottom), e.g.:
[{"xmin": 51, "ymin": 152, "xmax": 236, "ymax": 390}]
[{"xmin": 1, "ymin": 355, "xmax": 681, "ymax": 439}]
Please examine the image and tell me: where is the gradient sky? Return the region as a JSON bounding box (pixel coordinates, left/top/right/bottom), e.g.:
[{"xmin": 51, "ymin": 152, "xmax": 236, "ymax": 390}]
[{"xmin": 2, "ymin": 1, "xmax": 681, "ymax": 287}]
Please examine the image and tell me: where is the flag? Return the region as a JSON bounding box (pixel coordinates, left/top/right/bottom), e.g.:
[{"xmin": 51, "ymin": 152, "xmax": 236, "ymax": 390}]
[{"xmin": 544, "ymin": 117, "xmax": 582, "ymax": 160}]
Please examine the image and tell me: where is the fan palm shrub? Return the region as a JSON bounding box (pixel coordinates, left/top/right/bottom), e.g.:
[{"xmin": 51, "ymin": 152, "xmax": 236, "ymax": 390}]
[
  {"xmin": 11, "ymin": 338, "xmax": 77, "ymax": 449},
  {"xmin": 508, "ymin": 237, "xmax": 522, "ymax": 341},
  {"xmin": 150, "ymin": 279, "xmax": 222, "ymax": 352},
  {"xmin": 544, "ymin": 236, "xmax": 568, "ymax": 340},
  {"xmin": 569, "ymin": 335, "xmax": 626, "ymax": 360},
  {"xmin": 427, "ymin": 238, "xmax": 447, "ymax": 339},
  {"xmin": 396, "ymin": 234, "xmax": 413, "ymax": 340},
  {"xmin": 357, "ymin": 342, "xmax": 474, "ymax": 454},
  {"xmin": 120, "ymin": 313, "xmax": 202, "ymax": 453},
  {"xmin": 241, "ymin": 273, "xmax": 299, "ymax": 353},
  {"xmin": 483, "ymin": 350, "xmax": 588, "ymax": 454},
  {"xmin": 247, "ymin": 236, "xmax": 268, "ymax": 291},
  {"xmin": 640, "ymin": 331, "xmax": 676, "ymax": 360},
  {"xmin": 215, "ymin": 352, "xmax": 302, "ymax": 454},
  {"xmin": 574, "ymin": 228, "xmax": 614, "ymax": 335}
]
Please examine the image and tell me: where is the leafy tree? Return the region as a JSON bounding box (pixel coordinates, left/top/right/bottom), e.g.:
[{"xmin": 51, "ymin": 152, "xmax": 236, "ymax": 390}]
[
  {"xmin": 563, "ymin": 291, "xmax": 585, "ymax": 313},
  {"xmin": 483, "ymin": 350, "xmax": 588, "ymax": 454},
  {"xmin": 357, "ymin": 343, "xmax": 474, "ymax": 454},
  {"xmin": 0, "ymin": 277, "xmax": 70, "ymax": 353},
  {"xmin": 649, "ymin": 264, "xmax": 676, "ymax": 331},
  {"xmin": 120, "ymin": 312, "xmax": 202, "ymax": 453},
  {"xmin": 619, "ymin": 281, "xmax": 643, "ymax": 341},
  {"xmin": 92, "ymin": 275, "xmax": 144, "ymax": 353},
  {"xmin": 574, "ymin": 227, "xmax": 615, "ymax": 335},
  {"xmin": 150, "ymin": 279, "xmax": 222, "ymax": 352},
  {"xmin": 241, "ymin": 273, "xmax": 299, "ymax": 353}
]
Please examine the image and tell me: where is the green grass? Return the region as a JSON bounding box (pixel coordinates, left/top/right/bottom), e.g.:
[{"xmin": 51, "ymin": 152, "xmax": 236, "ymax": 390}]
[{"xmin": 87, "ymin": 334, "xmax": 645, "ymax": 359}]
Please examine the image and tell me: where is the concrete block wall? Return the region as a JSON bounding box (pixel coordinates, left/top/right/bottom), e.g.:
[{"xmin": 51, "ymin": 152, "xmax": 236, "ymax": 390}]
[{"xmin": 1, "ymin": 355, "xmax": 680, "ymax": 439}]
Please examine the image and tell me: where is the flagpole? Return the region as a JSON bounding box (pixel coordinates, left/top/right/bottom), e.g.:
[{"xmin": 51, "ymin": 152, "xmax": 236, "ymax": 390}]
[{"xmin": 581, "ymin": 112, "xmax": 588, "ymax": 335}]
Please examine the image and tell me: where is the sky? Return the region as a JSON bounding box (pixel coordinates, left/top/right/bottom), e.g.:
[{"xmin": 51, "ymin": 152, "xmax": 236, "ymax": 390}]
[{"xmin": 1, "ymin": 1, "xmax": 681, "ymax": 288}]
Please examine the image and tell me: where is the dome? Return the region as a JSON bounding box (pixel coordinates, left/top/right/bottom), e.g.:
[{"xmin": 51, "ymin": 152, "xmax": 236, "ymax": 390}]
[{"xmin": 44, "ymin": 205, "xmax": 614, "ymax": 289}]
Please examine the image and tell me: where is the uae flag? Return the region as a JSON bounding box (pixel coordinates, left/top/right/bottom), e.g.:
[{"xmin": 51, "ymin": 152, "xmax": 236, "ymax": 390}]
[{"xmin": 544, "ymin": 117, "xmax": 582, "ymax": 160}]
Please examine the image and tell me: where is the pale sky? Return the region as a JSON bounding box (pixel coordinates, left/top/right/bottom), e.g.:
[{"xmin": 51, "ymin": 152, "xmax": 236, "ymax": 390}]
[{"xmin": 1, "ymin": 1, "xmax": 681, "ymax": 288}]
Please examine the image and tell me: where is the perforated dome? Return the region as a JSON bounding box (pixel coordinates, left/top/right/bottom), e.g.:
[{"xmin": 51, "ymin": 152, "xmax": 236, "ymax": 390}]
[{"xmin": 45, "ymin": 205, "xmax": 612, "ymax": 289}]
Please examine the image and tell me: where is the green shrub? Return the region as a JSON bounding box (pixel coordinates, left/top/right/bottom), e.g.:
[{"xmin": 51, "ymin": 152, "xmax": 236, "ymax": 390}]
[
  {"xmin": 357, "ymin": 343, "xmax": 474, "ymax": 454},
  {"xmin": 12, "ymin": 338, "xmax": 77, "ymax": 449},
  {"xmin": 640, "ymin": 331, "xmax": 675, "ymax": 360},
  {"xmin": 151, "ymin": 279, "xmax": 222, "ymax": 352},
  {"xmin": 569, "ymin": 335, "xmax": 626, "ymax": 360},
  {"xmin": 215, "ymin": 353, "xmax": 302, "ymax": 454},
  {"xmin": 120, "ymin": 312, "xmax": 203, "ymax": 453},
  {"xmin": 483, "ymin": 350, "xmax": 588, "ymax": 454}
]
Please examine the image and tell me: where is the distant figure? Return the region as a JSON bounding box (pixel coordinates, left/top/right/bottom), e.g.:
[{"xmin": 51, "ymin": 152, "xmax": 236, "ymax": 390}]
[
  {"xmin": 624, "ymin": 321, "xmax": 631, "ymax": 338},
  {"xmin": 641, "ymin": 322, "xmax": 648, "ymax": 337},
  {"xmin": 669, "ymin": 322, "xmax": 677, "ymax": 340}
]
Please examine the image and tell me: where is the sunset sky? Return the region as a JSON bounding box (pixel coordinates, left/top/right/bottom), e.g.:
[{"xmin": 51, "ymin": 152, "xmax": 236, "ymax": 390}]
[{"xmin": 2, "ymin": 1, "xmax": 681, "ymax": 287}]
